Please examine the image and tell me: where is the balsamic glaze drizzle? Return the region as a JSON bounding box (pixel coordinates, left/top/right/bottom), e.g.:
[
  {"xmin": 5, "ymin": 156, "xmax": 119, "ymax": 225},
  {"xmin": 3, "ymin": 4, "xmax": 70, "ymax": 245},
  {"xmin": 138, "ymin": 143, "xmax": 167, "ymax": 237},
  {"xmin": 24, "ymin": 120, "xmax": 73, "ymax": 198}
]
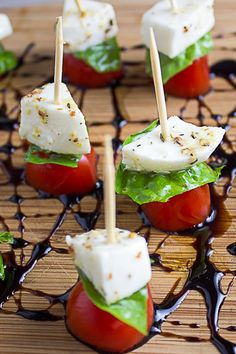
[
  {"xmin": 227, "ymin": 242, "xmax": 236, "ymax": 256},
  {"xmin": 0, "ymin": 33, "xmax": 235, "ymax": 354}
]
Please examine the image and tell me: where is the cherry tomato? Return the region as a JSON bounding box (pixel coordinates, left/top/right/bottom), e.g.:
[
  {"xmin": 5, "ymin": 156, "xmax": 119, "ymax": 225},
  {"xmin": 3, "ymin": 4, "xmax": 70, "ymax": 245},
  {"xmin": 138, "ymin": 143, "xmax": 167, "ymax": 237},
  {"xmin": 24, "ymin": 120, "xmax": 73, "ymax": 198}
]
[
  {"xmin": 141, "ymin": 184, "xmax": 211, "ymax": 232},
  {"xmin": 164, "ymin": 55, "xmax": 210, "ymax": 98},
  {"xmin": 63, "ymin": 54, "xmax": 123, "ymax": 88},
  {"xmin": 66, "ymin": 282, "xmax": 154, "ymax": 353},
  {"xmin": 25, "ymin": 148, "xmax": 97, "ymax": 196}
]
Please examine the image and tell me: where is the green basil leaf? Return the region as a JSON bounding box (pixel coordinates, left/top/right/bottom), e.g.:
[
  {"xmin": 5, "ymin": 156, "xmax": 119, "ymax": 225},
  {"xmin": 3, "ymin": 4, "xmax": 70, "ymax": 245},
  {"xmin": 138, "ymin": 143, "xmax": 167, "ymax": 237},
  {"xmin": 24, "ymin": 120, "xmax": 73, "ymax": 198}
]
[
  {"xmin": 0, "ymin": 231, "xmax": 14, "ymax": 244},
  {"xmin": 0, "ymin": 254, "xmax": 5, "ymax": 281},
  {"xmin": 25, "ymin": 144, "xmax": 82, "ymax": 168},
  {"xmin": 0, "ymin": 43, "xmax": 17, "ymax": 75},
  {"xmin": 146, "ymin": 32, "xmax": 213, "ymax": 83},
  {"xmin": 0, "ymin": 231, "xmax": 14, "ymax": 281},
  {"xmin": 73, "ymin": 37, "xmax": 121, "ymax": 73},
  {"xmin": 79, "ymin": 270, "xmax": 148, "ymax": 335},
  {"xmin": 123, "ymin": 120, "xmax": 159, "ymax": 147},
  {"xmin": 116, "ymin": 162, "xmax": 222, "ymax": 204}
]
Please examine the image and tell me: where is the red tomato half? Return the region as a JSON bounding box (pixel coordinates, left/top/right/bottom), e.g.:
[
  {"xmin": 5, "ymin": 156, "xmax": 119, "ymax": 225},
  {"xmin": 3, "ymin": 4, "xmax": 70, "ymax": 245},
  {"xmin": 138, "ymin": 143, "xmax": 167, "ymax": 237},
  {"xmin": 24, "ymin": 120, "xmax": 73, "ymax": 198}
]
[
  {"xmin": 63, "ymin": 54, "xmax": 123, "ymax": 88},
  {"xmin": 141, "ymin": 184, "xmax": 211, "ymax": 232},
  {"xmin": 25, "ymin": 148, "xmax": 97, "ymax": 196},
  {"xmin": 66, "ymin": 282, "xmax": 154, "ymax": 353},
  {"xmin": 164, "ymin": 55, "xmax": 210, "ymax": 98}
]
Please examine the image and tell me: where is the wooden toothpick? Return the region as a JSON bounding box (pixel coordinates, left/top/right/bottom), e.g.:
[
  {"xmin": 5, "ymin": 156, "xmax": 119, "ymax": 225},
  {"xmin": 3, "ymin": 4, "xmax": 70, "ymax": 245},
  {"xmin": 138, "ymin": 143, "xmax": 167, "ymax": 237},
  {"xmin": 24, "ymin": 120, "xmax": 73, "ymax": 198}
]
[
  {"xmin": 150, "ymin": 28, "xmax": 169, "ymax": 141},
  {"xmin": 104, "ymin": 135, "xmax": 116, "ymax": 244},
  {"xmin": 75, "ymin": 0, "xmax": 85, "ymax": 17},
  {"xmin": 54, "ymin": 16, "xmax": 63, "ymax": 105},
  {"xmin": 170, "ymin": 0, "xmax": 178, "ymax": 13}
]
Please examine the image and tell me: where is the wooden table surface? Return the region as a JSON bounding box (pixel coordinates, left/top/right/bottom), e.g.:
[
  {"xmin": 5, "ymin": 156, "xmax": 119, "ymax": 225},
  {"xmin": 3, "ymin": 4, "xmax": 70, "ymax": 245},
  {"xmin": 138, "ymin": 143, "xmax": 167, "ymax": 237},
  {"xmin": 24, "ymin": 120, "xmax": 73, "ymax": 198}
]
[{"xmin": 0, "ymin": 1, "xmax": 235, "ymax": 353}]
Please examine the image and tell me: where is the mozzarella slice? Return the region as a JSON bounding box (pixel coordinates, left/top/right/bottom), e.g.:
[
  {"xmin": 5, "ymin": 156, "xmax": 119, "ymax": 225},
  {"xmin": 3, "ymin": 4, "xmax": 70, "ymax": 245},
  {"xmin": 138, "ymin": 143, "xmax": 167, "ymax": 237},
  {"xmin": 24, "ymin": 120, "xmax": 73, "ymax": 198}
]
[
  {"xmin": 66, "ymin": 228, "xmax": 151, "ymax": 304},
  {"xmin": 63, "ymin": 0, "xmax": 118, "ymax": 52},
  {"xmin": 0, "ymin": 14, "xmax": 13, "ymax": 40},
  {"xmin": 141, "ymin": 0, "xmax": 215, "ymax": 58},
  {"xmin": 19, "ymin": 83, "xmax": 90, "ymax": 155},
  {"xmin": 122, "ymin": 116, "xmax": 225, "ymax": 173}
]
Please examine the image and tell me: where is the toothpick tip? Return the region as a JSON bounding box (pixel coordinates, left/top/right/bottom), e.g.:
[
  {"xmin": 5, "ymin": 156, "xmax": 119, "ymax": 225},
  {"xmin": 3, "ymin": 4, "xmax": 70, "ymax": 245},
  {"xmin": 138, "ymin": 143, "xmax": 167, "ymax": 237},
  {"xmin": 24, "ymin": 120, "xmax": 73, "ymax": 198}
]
[
  {"xmin": 104, "ymin": 134, "xmax": 116, "ymax": 244},
  {"xmin": 105, "ymin": 134, "xmax": 112, "ymax": 144},
  {"xmin": 149, "ymin": 27, "xmax": 154, "ymax": 40},
  {"xmin": 56, "ymin": 16, "xmax": 62, "ymax": 25},
  {"xmin": 54, "ymin": 15, "xmax": 64, "ymax": 105}
]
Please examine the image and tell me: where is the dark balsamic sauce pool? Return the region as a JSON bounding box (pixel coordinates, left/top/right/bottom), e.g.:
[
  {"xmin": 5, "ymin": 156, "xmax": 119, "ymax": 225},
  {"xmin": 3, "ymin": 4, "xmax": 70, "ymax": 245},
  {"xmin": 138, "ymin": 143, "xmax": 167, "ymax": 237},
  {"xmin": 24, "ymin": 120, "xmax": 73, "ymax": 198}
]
[{"xmin": 0, "ymin": 33, "xmax": 235, "ymax": 354}]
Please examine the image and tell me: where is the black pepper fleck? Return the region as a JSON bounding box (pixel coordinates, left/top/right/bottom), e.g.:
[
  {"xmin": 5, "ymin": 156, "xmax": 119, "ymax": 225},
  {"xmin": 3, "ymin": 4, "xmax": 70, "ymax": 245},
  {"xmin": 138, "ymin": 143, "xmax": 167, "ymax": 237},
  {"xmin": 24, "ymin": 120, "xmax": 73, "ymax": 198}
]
[{"xmin": 183, "ymin": 26, "xmax": 189, "ymax": 33}]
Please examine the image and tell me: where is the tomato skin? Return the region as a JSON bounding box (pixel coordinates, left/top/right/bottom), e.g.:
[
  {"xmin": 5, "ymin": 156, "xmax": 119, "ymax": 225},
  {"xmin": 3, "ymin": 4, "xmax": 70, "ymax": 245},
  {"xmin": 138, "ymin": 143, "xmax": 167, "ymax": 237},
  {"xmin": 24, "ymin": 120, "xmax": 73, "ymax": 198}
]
[
  {"xmin": 63, "ymin": 54, "xmax": 123, "ymax": 88},
  {"xmin": 141, "ymin": 184, "xmax": 211, "ymax": 232},
  {"xmin": 66, "ymin": 282, "xmax": 154, "ymax": 353},
  {"xmin": 164, "ymin": 55, "xmax": 210, "ymax": 98},
  {"xmin": 25, "ymin": 148, "xmax": 97, "ymax": 196}
]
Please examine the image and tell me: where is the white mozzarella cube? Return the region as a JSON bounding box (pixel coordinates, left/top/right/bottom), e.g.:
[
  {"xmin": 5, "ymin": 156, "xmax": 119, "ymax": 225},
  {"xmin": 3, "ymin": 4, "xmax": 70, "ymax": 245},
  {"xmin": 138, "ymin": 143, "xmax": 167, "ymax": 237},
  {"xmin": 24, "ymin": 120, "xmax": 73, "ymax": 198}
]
[
  {"xmin": 122, "ymin": 116, "xmax": 225, "ymax": 173},
  {"xmin": 63, "ymin": 0, "xmax": 118, "ymax": 52},
  {"xmin": 19, "ymin": 83, "xmax": 90, "ymax": 155},
  {"xmin": 0, "ymin": 14, "xmax": 13, "ymax": 41},
  {"xmin": 141, "ymin": 0, "xmax": 215, "ymax": 58},
  {"xmin": 66, "ymin": 228, "xmax": 151, "ymax": 304}
]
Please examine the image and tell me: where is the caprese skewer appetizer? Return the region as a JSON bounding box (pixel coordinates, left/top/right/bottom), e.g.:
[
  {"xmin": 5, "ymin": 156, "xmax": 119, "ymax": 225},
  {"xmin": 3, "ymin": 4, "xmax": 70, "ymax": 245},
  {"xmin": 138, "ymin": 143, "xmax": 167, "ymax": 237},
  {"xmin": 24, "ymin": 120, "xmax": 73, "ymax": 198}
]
[
  {"xmin": 19, "ymin": 17, "xmax": 96, "ymax": 196},
  {"xmin": 0, "ymin": 14, "xmax": 17, "ymax": 76},
  {"xmin": 116, "ymin": 29, "xmax": 225, "ymax": 232},
  {"xmin": 66, "ymin": 136, "xmax": 153, "ymax": 353},
  {"xmin": 62, "ymin": 0, "xmax": 123, "ymax": 88},
  {"xmin": 141, "ymin": 0, "xmax": 215, "ymax": 98}
]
